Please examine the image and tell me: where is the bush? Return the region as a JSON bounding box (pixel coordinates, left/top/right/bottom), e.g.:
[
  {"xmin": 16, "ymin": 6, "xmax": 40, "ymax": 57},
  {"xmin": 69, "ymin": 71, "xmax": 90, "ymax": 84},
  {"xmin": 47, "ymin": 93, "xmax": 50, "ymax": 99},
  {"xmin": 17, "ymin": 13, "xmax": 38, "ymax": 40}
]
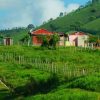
[
  {"xmin": 67, "ymin": 73, "xmax": 100, "ymax": 92},
  {"xmin": 22, "ymin": 64, "xmax": 33, "ymax": 69},
  {"xmin": 41, "ymin": 33, "xmax": 59, "ymax": 49},
  {"xmin": 12, "ymin": 74, "xmax": 59, "ymax": 96}
]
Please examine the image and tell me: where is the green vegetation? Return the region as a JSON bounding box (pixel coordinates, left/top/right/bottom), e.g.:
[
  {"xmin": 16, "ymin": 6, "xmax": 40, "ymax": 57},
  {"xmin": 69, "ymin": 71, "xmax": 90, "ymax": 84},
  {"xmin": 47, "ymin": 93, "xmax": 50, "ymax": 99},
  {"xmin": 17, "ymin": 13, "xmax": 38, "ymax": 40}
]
[
  {"xmin": 82, "ymin": 18, "xmax": 100, "ymax": 33},
  {"xmin": 0, "ymin": 46, "xmax": 100, "ymax": 100},
  {"xmin": 0, "ymin": 28, "xmax": 29, "ymax": 44},
  {"xmin": 41, "ymin": 33, "xmax": 59, "ymax": 49},
  {"xmin": 38, "ymin": 2, "xmax": 100, "ymax": 34},
  {"xmin": 0, "ymin": 62, "xmax": 51, "ymax": 99},
  {"xmin": 0, "ymin": 1, "xmax": 100, "ymax": 99},
  {"xmin": 25, "ymin": 89, "xmax": 100, "ymax": 100}
]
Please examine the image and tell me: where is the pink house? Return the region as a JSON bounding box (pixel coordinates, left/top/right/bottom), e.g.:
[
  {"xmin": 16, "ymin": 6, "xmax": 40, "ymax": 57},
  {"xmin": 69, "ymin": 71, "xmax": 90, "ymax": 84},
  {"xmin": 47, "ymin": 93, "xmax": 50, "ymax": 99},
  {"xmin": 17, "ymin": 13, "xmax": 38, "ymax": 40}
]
[{"xmin": 68, "ymin": 32, "xmax": 89, "ymax": 47}]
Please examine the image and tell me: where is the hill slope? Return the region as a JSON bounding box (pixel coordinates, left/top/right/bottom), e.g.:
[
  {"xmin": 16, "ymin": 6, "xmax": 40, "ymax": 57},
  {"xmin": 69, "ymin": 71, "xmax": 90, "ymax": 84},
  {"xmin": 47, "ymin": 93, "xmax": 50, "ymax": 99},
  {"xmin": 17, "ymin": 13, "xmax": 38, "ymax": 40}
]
[
  {"xmin": 39, "ymin": 3, "xmax": 100, "ymax": 34},
  {"xmin": 82, "ymin": 18, "xmax": 100, "ymax": 32}
]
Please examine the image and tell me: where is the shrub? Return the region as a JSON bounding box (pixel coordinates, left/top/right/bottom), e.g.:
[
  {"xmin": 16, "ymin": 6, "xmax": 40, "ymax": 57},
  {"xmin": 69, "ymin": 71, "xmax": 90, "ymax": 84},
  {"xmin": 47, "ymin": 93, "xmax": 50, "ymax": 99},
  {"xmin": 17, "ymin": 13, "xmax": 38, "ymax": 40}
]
[
  {"xmin": 12, "ymin": 74, "xmax": 59, "ymax": 96},
  {"xmin": 22, "ymin": 64, "xmax": 33, "ymax": 69}
]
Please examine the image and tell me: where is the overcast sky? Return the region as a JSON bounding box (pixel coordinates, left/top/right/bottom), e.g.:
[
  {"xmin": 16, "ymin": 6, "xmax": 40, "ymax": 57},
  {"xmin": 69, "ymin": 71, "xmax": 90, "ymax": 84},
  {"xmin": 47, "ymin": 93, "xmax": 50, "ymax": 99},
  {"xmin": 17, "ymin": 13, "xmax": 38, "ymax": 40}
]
[{"xmin": 0, "ymin": 0, "xmax": 90, "ymax": 29}]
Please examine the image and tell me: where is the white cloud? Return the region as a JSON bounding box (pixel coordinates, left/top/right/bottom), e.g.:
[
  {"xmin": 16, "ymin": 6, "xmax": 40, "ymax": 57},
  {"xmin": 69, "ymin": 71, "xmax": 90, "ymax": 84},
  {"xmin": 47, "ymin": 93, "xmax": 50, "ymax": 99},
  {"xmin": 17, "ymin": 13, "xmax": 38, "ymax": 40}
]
[
  {"xmin": 66, "ymin": 4, "xmax": 80, "ymax": 13},
  {"xmin": 0, "ymin": 0, "xmax": 20, "ymax": 8},
  {"xmin": 0, "ymin": 0, "xmax": 80, "ymax": 29}
]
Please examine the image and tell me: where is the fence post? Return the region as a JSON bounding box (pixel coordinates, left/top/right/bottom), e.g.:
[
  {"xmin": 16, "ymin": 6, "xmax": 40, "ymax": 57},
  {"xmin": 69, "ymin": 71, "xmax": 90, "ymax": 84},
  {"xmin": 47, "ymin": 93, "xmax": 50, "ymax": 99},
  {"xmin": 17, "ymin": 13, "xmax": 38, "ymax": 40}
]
[
  {"xmin": 51, "ymin": 62, "xmax": 54, "ymax": 73},
  {"xmin": 19, "ymin": 55, "xmax": 21, "ymax": 64}
]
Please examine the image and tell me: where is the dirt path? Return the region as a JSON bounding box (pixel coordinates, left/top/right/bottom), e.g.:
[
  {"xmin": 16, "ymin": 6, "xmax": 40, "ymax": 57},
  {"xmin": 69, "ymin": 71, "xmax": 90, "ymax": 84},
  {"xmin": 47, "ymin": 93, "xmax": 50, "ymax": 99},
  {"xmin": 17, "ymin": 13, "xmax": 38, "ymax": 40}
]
[{"xmin": 0, "ymin": 80, "xmax": 9, "ymax": 90}]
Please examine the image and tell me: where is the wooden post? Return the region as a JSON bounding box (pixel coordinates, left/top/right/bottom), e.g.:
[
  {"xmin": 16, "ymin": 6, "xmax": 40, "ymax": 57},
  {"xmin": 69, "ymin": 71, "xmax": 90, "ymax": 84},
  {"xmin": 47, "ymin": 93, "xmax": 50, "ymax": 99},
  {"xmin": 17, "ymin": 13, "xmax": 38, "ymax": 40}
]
[
  {"xmin": 51, "ymin": 62, "xmax": 53, "ymax": 73},
  {"xmin": 82, "ymin": 68, "xmax": 86, "ymax": 76},
  {"xmin": 19, "ymin": 55, "xmax": 21, "ymax": 64}
]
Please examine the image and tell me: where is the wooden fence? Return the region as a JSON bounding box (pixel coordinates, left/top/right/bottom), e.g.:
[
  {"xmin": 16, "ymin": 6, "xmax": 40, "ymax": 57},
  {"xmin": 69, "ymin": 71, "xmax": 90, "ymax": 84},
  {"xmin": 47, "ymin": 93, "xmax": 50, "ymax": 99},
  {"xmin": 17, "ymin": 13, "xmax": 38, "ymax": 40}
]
[{"xmin": 0, "ymin": 52, "xmax": 98, "ymax": 78}]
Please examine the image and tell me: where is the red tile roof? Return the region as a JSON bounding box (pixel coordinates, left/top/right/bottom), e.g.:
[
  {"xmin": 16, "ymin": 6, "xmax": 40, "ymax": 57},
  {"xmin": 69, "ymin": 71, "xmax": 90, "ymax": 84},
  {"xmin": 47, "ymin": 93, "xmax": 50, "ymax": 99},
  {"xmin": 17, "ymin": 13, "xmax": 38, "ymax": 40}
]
[{"xmin": 31, "ymin": 29, "xmax": 53, "ymax": 35}]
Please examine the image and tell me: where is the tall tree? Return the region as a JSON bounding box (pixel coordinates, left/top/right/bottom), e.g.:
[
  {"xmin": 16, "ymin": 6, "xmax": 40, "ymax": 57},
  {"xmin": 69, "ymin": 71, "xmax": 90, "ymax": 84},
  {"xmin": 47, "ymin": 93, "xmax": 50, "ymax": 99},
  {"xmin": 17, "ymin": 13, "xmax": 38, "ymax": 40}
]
[
  {"xmin": 27, "ymin": 24, "xmax": 35, "ymax": 29},
  {"xmin": 59, "ymin": 12, "xmax": 63, "ymax": 17},
  {"xmin": 49, "ymin": 33, "xmax": 59, "ymax": 49},
  {"xmin": 50, "ymin": 23, "xmax": 58, "ymax": 31}
]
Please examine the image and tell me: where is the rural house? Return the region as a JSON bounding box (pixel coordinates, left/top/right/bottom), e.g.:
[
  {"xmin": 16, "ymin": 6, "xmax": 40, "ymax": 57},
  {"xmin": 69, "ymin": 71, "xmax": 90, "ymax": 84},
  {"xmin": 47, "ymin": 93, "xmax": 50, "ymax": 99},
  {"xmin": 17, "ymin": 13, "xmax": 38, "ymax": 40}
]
[
  {"xmin": 29, "ymin": 29, "xmax": 53, "ymax": 45},
  {"xmin": 30, "ymin": 29, "xmax": 68, "ymax": 46},
  {"xmin": 68, "ymin": 32, "xmax": 89, "ymax": 47},
  {"xmin": 57, "ymin": 32, "xmax": 89, "ymax": 47}
]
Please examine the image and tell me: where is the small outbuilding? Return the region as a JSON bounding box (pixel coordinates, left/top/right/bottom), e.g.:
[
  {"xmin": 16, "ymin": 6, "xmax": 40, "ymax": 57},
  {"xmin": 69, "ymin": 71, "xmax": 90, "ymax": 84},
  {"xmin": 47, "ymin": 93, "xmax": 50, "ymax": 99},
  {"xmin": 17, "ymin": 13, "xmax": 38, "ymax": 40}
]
[{"xmin": 3, "ymin": 37, "xmax": 13, "ymax": 46}]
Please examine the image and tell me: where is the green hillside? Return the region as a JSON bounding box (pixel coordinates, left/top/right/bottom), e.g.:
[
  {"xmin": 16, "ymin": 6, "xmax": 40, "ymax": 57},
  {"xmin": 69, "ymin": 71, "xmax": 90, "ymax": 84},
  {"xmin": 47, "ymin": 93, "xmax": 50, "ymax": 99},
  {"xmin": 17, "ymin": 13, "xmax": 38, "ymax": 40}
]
[
  {"xmin": 82, "ymin": 18, "xmax": 100, "ymax": 32},
  {"xmin": 39, "ymin": 2, "xmax": 100, "ymax": 34}
]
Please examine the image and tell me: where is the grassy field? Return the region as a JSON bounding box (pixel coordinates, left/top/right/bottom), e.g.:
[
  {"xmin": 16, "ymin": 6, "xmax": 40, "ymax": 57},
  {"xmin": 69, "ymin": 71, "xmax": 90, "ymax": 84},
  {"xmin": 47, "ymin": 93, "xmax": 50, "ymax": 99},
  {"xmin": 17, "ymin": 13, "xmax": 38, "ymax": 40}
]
[
  {"xmin": 0, "ymin": 46, "xmax": 100, "ymax": 100},
  {"xmin": 25, "ymin": 89, "xmax": 100, "ymax": 100}
]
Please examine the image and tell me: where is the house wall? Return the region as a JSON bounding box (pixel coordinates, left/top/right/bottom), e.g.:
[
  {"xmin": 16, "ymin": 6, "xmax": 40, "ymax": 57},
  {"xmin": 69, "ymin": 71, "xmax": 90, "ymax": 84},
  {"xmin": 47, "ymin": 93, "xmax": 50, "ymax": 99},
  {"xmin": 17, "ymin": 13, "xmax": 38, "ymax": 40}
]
[
  {"xmin": 68, "ymin": 35, "xmax": 88, "ymax": 47},
  {"xmin": 69, "ymin": 35, "xmax": 78, "ymax": 46},
  {"xmin": 59, "ymin": 36, "xmax": 70, "ymax": 46},
  {"xmin": 32, "ymin": 36, "xmax": 42, "ymax": 45},
  {"xmin": 65, "ymin": 41, "xmax": 71, "ymax": 46},
  {"xmin": 59, "ymin": 36, "xmax": 65, "ymax": 46},
  {"xmin": 78, "ymin": 35, "xmax": 89, "ymax": 47}
]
